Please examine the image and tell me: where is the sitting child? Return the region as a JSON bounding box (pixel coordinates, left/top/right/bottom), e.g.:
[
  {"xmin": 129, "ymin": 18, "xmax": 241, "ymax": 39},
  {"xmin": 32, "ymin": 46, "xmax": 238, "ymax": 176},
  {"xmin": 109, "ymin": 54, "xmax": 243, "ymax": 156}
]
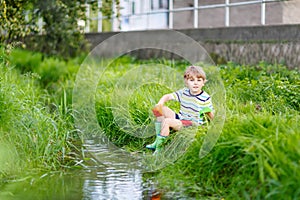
[{"xmin": 146, "ymin": 65, "xmax": 214, "ymax": 154}]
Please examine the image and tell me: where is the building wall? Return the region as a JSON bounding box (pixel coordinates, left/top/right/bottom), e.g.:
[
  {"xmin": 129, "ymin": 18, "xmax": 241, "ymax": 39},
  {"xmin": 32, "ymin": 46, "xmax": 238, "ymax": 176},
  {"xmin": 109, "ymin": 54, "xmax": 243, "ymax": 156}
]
[
  {"xmin": 282, "ymin": 0, "xmax": 300, "ymax": 24},
  {"xmin": 85, "ymin": 24, "xmax": 300, "ymax": 69},
  {"xmin": 173, "ymin": 0, "xmax": 286, "ymax": 28},
  {"xmin": 265, "ymin": 1, "xmax": 283, "ymax": 25},
  {"xmin": 199, "ymin": 0, "xmax": 226, "ymax": 28},
  {"xmin": 112, "ymin": 0, "xmax": 299, "ymax": 31},
  {"xmin": 173, "ymin": 0, "xmax": 194, "ymax": 29},
  {"xmin": 229, "ymin": 1, "xmax": 261, "ymax": 27},
  {"xmin": 117, "ymin": 0, "xmax": 168, "ymax": 31}
]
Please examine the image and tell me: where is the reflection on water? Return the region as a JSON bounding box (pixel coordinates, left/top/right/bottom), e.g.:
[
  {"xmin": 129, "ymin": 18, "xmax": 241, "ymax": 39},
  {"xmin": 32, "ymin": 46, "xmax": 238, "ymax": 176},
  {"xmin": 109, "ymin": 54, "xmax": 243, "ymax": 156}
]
[
  {"xmin": 82, "ymin": 167, "xmax": 144, "ymax": 199},
  {"xmin": 81, "ymin": 138, "xmax": 157, "ymax": 200},
  {"xmin": 0, "ymin": 165, "xmax": 158, "ymax": 200}
]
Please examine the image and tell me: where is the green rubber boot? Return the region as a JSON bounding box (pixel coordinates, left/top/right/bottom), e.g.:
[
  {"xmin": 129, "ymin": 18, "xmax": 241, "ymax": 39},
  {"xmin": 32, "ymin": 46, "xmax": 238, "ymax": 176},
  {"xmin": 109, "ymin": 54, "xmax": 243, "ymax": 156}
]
[
  {"xmin": 154, "ymin": 122, "xmax": 162, "ymax": 135},
  {"xmin": 146, "ymin": 138, "xmax": 157, "ymax": 150},
  {"xmin": 153, "ymin": 135, "xmax": 166, "ymax": 155},
  {"xmin": 146, "ymin": 122, "xmax": 161, "ymax": 150}
]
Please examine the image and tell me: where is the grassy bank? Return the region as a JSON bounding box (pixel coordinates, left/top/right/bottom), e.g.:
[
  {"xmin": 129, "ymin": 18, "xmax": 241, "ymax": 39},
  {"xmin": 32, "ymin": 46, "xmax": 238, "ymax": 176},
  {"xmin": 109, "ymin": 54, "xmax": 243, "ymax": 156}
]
[
  {"xmin": 80, "ymin": 54, "xmax": 299, "ymax": 198},
  {"xmin": 157, "ymin": 63, "xmax": 300, "ymax": 199}
]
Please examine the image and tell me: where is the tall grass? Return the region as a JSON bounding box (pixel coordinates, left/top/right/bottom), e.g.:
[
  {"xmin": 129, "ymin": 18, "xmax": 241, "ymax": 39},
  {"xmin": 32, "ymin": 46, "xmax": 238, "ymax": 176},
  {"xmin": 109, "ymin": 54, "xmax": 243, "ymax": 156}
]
[
  {"xmin": 8, "ymin": 48, "xmax": 82, "ymax": 107},
  {"xmin": 93, "ymin": 56, "xmax": 203, "ymax": 155},
  {"xmin": 92, "ymin": 57, "xmax": 299, "ymax": 197},
  {"xmin": 156, "ymin": 63, "xmax": 300, "ymax": 199},
  {"xmin": 0, "ymin": 47, "xmax": 81, "ymax": 181}
]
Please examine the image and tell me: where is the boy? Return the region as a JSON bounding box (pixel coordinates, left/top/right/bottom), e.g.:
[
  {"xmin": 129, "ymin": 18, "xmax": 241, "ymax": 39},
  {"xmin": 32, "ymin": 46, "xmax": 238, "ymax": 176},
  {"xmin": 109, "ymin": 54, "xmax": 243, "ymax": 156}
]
[{"xmin": 146, "ymin": 65, "xmax": 214, "ymax": 154}]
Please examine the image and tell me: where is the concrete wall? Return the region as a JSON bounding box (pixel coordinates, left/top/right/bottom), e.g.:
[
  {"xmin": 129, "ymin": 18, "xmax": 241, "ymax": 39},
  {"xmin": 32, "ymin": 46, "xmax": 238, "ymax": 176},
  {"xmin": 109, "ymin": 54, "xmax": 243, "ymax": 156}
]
[
  {"xmin": 85, "ymin": 24, "xmax": 300, "ymax": 69},
  {"xmin": 282, "ymin": 0, "xmax": 300, "ymax": 24}
]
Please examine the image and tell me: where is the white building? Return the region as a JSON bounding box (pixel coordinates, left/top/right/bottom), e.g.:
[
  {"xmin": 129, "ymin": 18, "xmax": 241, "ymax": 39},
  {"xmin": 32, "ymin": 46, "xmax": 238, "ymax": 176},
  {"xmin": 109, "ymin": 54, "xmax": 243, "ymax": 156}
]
[
  {"xmin": 88, "ymin": 0, "xmax": 300, "ymax": 32},
  {"xmin": 114, "ymin": 0, "xmax": 169, "ymax": 31}
]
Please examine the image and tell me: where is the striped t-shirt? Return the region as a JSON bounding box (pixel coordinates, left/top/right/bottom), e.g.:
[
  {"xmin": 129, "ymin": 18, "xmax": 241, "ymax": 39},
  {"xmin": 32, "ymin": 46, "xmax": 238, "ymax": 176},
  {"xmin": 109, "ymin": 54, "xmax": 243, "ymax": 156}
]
[{"xmin": 171, "ymin": 88, "xmax": 214, "ymax": 125}]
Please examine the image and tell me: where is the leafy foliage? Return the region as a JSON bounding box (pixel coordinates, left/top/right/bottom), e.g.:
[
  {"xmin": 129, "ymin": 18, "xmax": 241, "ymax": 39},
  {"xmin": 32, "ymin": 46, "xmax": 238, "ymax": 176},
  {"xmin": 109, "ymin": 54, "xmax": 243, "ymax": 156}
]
[
  {"xmin": 1, "ymin": 0, "xmax": 122, "ymax": 57},
  {"xmin": 0, "ymin": 0, "xmax": 88, "ymax": 57},
  {"xmin": 0, "ymin": 0, "xmax": 37, "ymax": 44},
  {"xmin": 100, "ymin": 0, "xmax": 121, "ymax": 31},
  {"xmin": 29, "ymin": 0, "xmax": 88, "ymax": 58}
]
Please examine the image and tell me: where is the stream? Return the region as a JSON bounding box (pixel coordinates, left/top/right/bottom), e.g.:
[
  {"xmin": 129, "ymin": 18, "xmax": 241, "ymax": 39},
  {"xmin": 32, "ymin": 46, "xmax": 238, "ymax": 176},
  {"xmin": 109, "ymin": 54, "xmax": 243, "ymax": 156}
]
[
  {"xmin": 0, "ymin": 167, "xmax": 155, "ymax": 200},
  {"xmin": 0, "ymin": 137, "xmax": 188, "ymax": 200}
]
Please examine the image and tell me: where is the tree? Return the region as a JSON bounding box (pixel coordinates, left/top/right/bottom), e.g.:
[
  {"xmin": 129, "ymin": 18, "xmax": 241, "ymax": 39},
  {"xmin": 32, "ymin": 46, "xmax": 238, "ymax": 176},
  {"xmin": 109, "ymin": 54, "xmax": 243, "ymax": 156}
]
[
  {"xmin": 93, "ymin": 0, "xmax": 121, "ymax": 32},
  {"xmin": 31, "ymin": 0, "xmax": 88, "ymax": 57},
  {"xmin": 0, "ymin": 0, "xmax": 37, "ymax": 45},
  {"xmin": 0, "ymin": 0, "xmax": 120, "ymax": 57},
  {"xmin": 101, "ymin": 0, "xmax": 113, "ymax": 32},
  {"xmin": 0, "ymin": 0, "xmax": 88, "ymax": 58}
]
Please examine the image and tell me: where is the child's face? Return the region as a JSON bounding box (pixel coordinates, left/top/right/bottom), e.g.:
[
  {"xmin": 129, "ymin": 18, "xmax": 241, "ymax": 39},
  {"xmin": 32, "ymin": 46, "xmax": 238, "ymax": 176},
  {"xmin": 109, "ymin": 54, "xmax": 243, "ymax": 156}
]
[{"xmin": 185, "ymin": 75, "xmax": 205, "ymax": 95}]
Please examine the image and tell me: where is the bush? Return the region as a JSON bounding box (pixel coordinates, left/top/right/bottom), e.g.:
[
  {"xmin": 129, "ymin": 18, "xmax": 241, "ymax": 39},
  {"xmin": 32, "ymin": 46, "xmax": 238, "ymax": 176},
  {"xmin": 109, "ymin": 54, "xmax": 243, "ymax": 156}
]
[{"xmin": 9, "ymin": 48, "xmax": 43, "ymax": 73}]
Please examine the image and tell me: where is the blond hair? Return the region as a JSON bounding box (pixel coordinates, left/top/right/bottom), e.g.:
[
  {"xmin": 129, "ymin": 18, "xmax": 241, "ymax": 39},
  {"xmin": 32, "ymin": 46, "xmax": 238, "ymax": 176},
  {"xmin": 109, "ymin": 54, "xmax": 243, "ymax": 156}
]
[{"xmin": 184, "ymin": 66, "xmax": 207, "ymax": 82}]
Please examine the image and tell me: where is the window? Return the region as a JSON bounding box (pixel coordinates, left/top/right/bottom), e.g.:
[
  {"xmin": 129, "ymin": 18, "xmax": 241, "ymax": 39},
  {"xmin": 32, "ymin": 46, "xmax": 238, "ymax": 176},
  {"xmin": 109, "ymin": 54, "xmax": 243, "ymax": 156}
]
[
  {"xmin": 159, "ymin": 0, "xmax": 163, "ymax": 9},
  {"xmin": 151, "ymin": 0, "xmax": 167, "ymax": 10},
  {"xmin": 132, "ymin": 1, "xmax": 135, "ymax": 14}
]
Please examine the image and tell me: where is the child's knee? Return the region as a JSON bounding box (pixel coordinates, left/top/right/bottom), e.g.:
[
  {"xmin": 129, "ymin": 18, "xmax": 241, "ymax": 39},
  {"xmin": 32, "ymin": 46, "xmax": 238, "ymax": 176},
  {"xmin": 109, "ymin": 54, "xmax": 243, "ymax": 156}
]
[{"xmin": 163, "ymin": 118, "xmax": 172, "ymax": 124}]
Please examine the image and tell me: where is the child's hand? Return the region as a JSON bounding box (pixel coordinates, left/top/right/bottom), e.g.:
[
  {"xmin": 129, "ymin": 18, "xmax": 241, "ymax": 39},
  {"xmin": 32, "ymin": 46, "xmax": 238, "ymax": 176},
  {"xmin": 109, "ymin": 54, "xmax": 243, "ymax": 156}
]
[
  {"xmin": 152, "ymin": 104, "xmax": 163, "ymax": 117},
  {"xmin": 199, "ymin": 107, "xmax": 212, "ymax": 116}
]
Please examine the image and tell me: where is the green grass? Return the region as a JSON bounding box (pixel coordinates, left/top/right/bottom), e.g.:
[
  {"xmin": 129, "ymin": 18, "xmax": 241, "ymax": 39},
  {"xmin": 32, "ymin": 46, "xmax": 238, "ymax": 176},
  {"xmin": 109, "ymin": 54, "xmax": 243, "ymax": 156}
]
[
  {"xmin": 0, "ymin": 47, "xmax": 82, "ymax": 181},
  {"xmin": 1, "ymin": 47, "xmax": 299, "ymax": 199},
  {"xmin": 90, "ymin": 57, "xmax": 299, "ymax": 199},
  {"xmin": 155, "ymin": 63, "xmax": 300, "ymax": 199},
  {"xmin": 156, "ymin": 112, "xmax": 299, "ymax": 199}
]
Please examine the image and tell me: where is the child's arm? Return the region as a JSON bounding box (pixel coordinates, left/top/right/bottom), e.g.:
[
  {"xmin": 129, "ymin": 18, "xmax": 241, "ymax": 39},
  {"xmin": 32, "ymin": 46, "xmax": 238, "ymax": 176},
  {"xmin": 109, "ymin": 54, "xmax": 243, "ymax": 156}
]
[
  {"xmin": 152, "ymin": 94, "xmax": 174, "ymax": 117},
  {"xmin": 157, "ymin": 93, "xmax": 174, "ymax": 105},
  {"xmin": 200, "ymin": 107, "xmax": 214, "ymax": 121},
  {"xmin": 206, "ymin": 112, "xmax": 214, "ymax": 120}
]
